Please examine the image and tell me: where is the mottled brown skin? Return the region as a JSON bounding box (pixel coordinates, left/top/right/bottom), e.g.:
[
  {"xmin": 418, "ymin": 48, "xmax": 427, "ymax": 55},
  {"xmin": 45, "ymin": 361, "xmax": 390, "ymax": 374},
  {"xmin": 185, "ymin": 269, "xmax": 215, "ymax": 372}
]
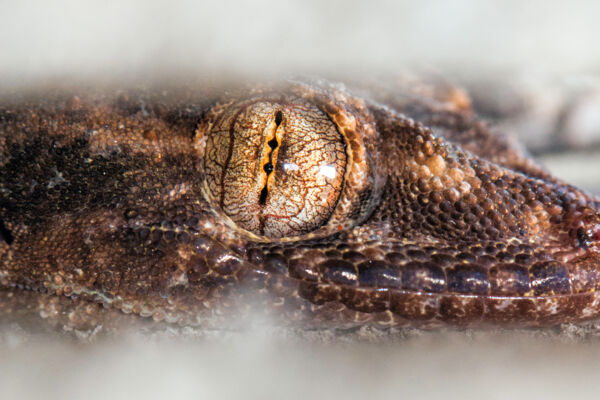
[{"xmin": 1, "ymin": 78, "xmax": 600, "ymax": 331}]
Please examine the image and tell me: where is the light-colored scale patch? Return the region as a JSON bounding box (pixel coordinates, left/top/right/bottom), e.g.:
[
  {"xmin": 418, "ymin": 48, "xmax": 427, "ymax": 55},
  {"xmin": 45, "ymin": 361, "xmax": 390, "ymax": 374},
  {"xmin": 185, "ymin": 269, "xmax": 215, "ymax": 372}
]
[
  {"xmin": 167, "ymin": 183, "xmax": 191, "ymax": 198},
  {"xmin": 45, "ymin": 277, "xmax": 119, "ymax": 311},
  {"xmin": 580, "ymin": 293, "xmax": 600, "ymax": 318},
  {"xmin": 536, "ymin": 299, "xmax": 560, "ymax": 315},
  {"xmin": 492, "ymin": 298, "xmax": 514, "ymax": 311},
  {"xmin": 349, "ymin": 220, "xmax": 397, "ymax": 243},
  {"xmin": 167, "ymin": 271, "xmax": 189, "ymax": 289},
  {"xmin": 419, "ymin": 297, "xmax": 438, "ymax": 315}
]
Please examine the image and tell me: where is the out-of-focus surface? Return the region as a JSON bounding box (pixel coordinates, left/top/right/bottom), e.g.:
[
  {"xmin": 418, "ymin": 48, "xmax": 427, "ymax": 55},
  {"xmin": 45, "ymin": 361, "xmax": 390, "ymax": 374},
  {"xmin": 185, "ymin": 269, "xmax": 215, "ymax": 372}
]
[
  {"xmin": 3, "ymin": 328, "xmax": 600, "ymax": 400},
  {"xmin": 2, "ymin": 0, "xmax": 600, "ymax": 399},
  {"xmin": 2, "ymin": 0, "xmax": 600, "ymax": 81}
]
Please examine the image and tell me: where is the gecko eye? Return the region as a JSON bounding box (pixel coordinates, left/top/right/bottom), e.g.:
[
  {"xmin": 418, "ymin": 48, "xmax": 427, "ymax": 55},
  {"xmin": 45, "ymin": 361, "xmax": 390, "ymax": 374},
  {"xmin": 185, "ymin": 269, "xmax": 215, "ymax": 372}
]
[
  {"xmin": 199, "ymin": 84, "xmax": 383, "ymax": 241},
  {"xmin": 203, "ymin": 100, "xmax": 345, "ymax": 238}
]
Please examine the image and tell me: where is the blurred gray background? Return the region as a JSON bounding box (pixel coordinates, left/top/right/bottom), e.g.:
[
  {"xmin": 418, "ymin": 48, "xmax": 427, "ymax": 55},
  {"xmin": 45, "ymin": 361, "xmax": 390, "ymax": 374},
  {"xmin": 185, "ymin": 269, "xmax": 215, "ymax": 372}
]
[
  {"xmin": 1, "ymin": 0, "xmax": 600, "ymax": 80},
  {"xmin": 2, "ymin": 1, "xmax": 600, "ymax": 399}
]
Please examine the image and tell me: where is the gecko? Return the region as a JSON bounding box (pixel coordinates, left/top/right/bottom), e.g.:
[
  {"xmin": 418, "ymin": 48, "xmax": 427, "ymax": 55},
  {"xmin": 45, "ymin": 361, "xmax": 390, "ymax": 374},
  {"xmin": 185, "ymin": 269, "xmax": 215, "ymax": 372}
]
[{"xmin": 1, "ymin": 77, "xmax": 599, "ymax": 333}]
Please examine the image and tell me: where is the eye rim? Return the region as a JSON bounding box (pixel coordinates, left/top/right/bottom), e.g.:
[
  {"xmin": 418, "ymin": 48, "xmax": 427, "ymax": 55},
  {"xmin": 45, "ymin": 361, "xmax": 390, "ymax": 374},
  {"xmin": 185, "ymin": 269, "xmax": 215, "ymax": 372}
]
[{"xmin": 195, "ymin": 81, "xmax": 385, "ymax": 242}]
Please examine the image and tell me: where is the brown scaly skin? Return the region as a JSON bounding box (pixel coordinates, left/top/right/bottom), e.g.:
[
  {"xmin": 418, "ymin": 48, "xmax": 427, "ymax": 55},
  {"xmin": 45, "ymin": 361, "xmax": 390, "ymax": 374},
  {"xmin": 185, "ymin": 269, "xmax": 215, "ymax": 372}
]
[{"xmin": 1, "ymin": 77, "xmax": 600, "ymax": 332}]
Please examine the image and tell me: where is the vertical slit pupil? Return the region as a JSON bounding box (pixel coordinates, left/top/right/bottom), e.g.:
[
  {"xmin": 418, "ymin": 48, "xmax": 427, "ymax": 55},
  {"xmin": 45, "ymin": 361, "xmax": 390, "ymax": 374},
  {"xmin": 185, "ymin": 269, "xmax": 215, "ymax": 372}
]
[
  {"xmin": 259, "ymin": 187, "xmax": 269, "ymax": 205},
  {"xmin": 258, "ymin": 111, "xmax": 283, "ymax": 207}
]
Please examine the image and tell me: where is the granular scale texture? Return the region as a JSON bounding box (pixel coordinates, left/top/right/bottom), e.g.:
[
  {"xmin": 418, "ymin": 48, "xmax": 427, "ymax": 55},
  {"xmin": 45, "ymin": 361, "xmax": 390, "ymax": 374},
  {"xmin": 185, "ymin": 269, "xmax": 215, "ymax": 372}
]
[{"xmin": 1, "ymin": 78, "xmax": 600, "ymax": 330}]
